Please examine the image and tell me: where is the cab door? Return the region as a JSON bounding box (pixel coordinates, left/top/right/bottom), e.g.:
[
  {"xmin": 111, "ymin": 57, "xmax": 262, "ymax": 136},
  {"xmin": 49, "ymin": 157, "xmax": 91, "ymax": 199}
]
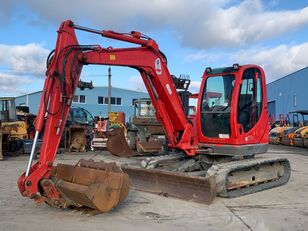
[{"xmin": 236, "ymin": 67, "xmax": 269, "ymax": 144}]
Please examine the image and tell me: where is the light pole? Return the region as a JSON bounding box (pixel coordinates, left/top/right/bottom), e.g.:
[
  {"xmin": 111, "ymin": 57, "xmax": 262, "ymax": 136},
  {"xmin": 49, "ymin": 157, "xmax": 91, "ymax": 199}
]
[{"xmin": 108, "ymin": 66, "xmax": 111, "ymax": 114}]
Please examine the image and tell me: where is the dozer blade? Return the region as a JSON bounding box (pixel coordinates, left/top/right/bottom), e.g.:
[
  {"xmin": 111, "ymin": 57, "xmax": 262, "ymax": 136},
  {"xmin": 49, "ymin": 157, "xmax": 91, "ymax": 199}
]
[
  {"xmin": 50, "ymin": 159, "xmax": 129, "ymax": 213},
  {"xmin": 107, "ymin": 127, "xmax": 135, "ymax": 157},
  {"xmin": 121, "ymin": 165, "xmax": 216, "ymax": 204}
]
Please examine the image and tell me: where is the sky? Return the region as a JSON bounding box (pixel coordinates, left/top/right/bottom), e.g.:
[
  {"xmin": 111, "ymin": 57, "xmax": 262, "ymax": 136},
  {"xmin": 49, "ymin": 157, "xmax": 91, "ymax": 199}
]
[{"xmin": 0, "ymin": 0, "xmax": 308, "ymax": 97}]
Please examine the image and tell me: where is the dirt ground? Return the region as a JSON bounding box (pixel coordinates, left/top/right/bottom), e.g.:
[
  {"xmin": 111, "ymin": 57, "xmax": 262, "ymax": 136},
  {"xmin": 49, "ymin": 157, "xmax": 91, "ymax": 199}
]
[{"xmin": 0, "ymin": 145, "xmax": 307, "ymax": 231}]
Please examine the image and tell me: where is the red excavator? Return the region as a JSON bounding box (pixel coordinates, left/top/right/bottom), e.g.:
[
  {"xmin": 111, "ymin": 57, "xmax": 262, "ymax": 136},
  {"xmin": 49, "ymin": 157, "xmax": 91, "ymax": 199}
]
[{"xmin": 18, "ymin": 20, "xmax": 290, "ymax": 213}]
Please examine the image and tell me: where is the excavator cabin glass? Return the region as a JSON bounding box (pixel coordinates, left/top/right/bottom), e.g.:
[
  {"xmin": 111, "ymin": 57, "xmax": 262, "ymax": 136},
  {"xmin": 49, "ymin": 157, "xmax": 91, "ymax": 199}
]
[
  {"xmin": 201, "ymin": 75, "xmax": 235, "ymax": 138},
  {"xmin": 0, "ymin": 98, "xmax": 17, "ymax": 122},
  {"xmin": 237, "ymin": 68, "xmax": 263, "ymax": 133}
]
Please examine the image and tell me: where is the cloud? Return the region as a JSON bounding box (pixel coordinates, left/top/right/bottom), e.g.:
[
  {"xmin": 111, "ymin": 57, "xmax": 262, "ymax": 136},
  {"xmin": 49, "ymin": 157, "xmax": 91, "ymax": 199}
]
[
  {"xmin": 182, "ymin": 0, "xmax": 308, "ymax": 48},
  {"xmin": 20, "ymin": 0, "xmax": 308, "ymax": 49},
  {"xmin": 0, "ymin": 43, "xmax": 49, "ymax": 77},
  {"xmin": 185, "ymin": 41, "xmax": 308, "ymax": 83},
  {"xmin": 189, "ymin": 81, "xmax": 201, "ymax": 93},
  {"xmin": 127, "ymin": 75, "xmax": 147, "ymax": 92},
  {"xmin": 0, "ymin": 43, "xmax": 49, "ymax": 96},
  {"xmin": 185, "ymin": 51, "xmax": 208, "ymax": 62},
  {"xmin": 232, "ymin": 42, "xmax": 308, "ymax": 82},
  {"xmin": 0, "ymin": 72, "xmax": 31, "ymax": 95}
]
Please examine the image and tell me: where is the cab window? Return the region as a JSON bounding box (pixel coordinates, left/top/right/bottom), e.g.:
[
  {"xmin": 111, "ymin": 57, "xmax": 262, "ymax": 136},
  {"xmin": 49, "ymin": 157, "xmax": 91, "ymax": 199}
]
[
  {"xmin": 237, "ymin": 68, "xmax": 263, "ymax": 132},
  {"xmin": 201, "ymin": 75, "xmax": 235, "ymax": 138}
]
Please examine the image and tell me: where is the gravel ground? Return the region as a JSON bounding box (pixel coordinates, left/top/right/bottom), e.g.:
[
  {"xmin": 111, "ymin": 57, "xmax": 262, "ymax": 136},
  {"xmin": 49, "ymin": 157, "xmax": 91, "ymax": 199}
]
[{"xmin": 0, "ymin": 145, "xmax": 307, "ymax": 231}]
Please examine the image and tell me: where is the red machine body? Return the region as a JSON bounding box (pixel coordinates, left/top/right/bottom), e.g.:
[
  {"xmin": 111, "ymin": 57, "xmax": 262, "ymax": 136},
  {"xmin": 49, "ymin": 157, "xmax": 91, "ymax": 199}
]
[{"xmin": 18, "ymin": 20, "xmax": 270, "ymax": 203}]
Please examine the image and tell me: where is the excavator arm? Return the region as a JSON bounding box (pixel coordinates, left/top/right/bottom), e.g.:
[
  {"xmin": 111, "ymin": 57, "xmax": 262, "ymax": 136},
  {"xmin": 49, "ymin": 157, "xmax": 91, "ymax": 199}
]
[{"xmin": 17, "ymin": 20, "xmax": 200, "ymax": 209}]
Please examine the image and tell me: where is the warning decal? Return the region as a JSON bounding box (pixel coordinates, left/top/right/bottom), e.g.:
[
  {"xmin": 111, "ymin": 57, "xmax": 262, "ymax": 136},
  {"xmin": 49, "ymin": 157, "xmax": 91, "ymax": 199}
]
[{"xmin": 155, "ymin": 58, "xmax": 162, "ymax": 75}]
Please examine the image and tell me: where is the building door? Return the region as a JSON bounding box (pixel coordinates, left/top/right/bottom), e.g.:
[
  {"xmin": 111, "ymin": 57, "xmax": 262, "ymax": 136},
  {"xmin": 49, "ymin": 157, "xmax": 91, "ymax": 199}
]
[{"xmin": 267, "ymin": 101, "xmax": 276, "ymax": 121}]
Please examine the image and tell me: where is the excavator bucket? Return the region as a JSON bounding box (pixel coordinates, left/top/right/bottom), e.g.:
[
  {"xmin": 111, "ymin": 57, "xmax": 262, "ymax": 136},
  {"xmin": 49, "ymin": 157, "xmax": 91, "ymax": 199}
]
[
  {"xmin": 121, "ymin": 165, "xmax": 217, "ymax": 204},
  {"xmin": 50, "ymin": 159, "xmax": 129, "ymax": 213},
  {"xmin": 107, "ymin": 127, "xmax": 135, "ymax": 157}
]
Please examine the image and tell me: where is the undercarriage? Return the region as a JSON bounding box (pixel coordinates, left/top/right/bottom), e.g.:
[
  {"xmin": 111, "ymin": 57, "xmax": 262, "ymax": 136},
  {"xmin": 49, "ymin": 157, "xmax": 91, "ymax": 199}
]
[
  {"xmin": 121, "ymin": 152, "xmax": 291, "ymax": 202},
  {"xmin": 105, "ymin": 127, "xmax": 291, "ymax": 203}
]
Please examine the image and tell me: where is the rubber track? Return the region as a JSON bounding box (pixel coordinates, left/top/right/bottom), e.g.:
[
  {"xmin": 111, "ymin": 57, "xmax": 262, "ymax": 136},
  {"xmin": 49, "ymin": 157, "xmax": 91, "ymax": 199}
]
[{"xmin": 206, "ymin": 156, "xmax": 291, "ymax": 198}]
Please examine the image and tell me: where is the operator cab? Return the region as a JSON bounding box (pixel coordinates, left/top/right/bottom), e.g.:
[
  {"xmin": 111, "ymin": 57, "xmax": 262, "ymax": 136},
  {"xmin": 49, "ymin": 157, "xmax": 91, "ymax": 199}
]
[
  {"xmin": 0, "ymin": 97, "xmax": 17, "ymax": 122},
  {"xmin": 67, "ymin": 107, "xmax": 94, "ymax": 126},
  {"xmin": 197, "ymin": 64, "xmax": 269, "ymax": 156}
]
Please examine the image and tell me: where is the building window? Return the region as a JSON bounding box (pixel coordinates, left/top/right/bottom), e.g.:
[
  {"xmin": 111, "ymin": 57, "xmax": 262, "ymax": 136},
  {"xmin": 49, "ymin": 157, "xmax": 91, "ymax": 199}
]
[
  {"xmin": 98, "ymin": 96, "xmax": 122, "ymax": 105},
  {"xmin": 98, "ymin": 96, "xmax": 104, "ymax": 104},
  {"xmin": 73, "ymin": 95, "xmax": 79, "ymax": 103},
  {"xmin": 116, "ymin": 98, "xmax": 122, "ymax": 105},
  {"xmin": 293, "ymin": 95, "xmax": 297, "ymax": 107},
  {"xmin": 73, "ymin": 95, "xmax": 86, "ymax": 104},
  {"xmin": 79, "ymin": 95, "xmax": 86, "ymax": 103}
]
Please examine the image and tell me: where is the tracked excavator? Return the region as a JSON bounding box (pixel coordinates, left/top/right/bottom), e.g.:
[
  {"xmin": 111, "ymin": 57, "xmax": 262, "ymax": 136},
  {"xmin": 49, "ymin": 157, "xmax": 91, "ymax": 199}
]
[{"xmin": 18, "ymin": 20, "xmax": 291, "ymax": 213}]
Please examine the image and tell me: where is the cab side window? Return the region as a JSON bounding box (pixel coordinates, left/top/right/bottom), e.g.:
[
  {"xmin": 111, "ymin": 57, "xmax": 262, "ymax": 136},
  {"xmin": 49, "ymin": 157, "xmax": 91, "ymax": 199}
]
[{"xmin": 238, "ymin": 68, "xmax": 263, "ymax": 132}]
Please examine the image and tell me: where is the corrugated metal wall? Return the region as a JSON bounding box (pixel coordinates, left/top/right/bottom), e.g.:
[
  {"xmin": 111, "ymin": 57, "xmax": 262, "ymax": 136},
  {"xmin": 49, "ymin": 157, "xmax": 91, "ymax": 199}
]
[{"xmin": 266, "ymin": 67, "xmax": 308, "ymax": 120}]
